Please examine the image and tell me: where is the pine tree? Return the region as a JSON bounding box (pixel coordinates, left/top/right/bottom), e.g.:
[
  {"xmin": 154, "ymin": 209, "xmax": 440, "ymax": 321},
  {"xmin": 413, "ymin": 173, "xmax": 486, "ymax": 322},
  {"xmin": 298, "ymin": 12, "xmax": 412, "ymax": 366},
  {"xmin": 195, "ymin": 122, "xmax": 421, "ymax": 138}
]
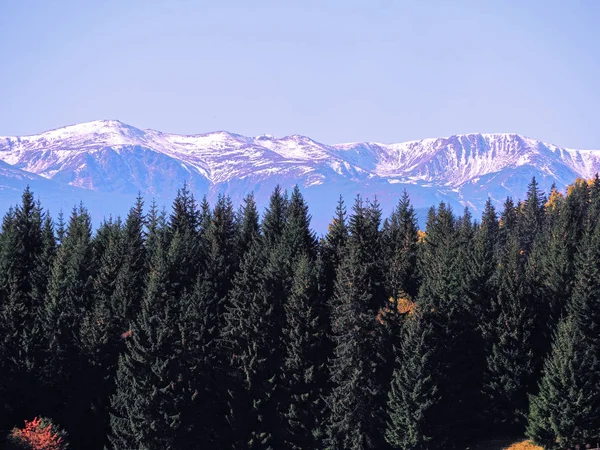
[
  {"xmin": 79, "ymin": 217, "xmax": 123, "ymax": 448},
  {"xmin": 168, "ymin": 185, "xmax": 202, "ymax": 299},
  {"xmin": 281, "ymin": 185, "xmax": 317, "ymax": 261}
]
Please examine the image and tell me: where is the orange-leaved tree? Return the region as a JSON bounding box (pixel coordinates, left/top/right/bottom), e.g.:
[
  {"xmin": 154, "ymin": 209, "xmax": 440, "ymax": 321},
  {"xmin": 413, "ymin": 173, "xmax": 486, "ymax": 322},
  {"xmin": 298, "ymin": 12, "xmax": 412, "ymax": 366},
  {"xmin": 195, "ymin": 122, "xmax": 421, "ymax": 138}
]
[{"xmin": 6, "ymin": 417, "xmax": 68, "ymax": 450}]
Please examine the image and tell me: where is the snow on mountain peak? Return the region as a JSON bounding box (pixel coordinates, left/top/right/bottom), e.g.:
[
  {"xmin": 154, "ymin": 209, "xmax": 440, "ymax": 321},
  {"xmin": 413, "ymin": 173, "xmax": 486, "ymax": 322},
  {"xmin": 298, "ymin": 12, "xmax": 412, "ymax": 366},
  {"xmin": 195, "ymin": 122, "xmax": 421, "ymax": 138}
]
[{"xmin": 0, "ymin": 121, "xmax": 599, "ymax": 231}]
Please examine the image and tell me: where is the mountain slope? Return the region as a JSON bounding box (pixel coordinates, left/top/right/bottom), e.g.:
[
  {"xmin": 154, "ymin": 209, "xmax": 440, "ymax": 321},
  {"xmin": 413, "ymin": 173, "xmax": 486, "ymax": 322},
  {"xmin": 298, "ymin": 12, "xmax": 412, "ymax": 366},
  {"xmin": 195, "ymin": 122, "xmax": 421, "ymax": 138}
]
[{"xmin": 0, "ymin": 120, "xmax": 598, "ymax": 230}]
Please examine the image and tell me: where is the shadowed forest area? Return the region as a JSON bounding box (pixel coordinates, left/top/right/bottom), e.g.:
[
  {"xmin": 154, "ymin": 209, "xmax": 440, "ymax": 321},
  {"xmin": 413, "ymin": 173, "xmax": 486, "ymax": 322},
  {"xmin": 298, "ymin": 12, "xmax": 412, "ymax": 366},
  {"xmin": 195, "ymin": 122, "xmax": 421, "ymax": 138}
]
[{"xmin": 1, "ymin": 177, "xmax": 600, "ymax": 449}]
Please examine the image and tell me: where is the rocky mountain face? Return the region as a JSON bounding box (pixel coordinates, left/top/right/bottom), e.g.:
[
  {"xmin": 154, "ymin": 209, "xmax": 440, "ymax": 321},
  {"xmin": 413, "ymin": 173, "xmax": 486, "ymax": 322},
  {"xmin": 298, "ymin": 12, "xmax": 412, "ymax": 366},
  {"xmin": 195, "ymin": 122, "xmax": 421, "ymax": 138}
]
[{"xmin": 1, "ymin": 120, "xmax": 598, "ymax": 231}]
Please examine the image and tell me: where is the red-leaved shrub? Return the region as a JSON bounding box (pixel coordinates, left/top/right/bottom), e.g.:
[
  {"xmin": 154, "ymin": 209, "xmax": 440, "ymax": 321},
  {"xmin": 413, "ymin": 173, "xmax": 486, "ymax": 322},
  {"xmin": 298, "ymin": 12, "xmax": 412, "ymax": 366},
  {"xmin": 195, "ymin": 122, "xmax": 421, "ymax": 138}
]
[{"xmin": 6, "ymin": 417, "xmax": 68, "ymax": 450}]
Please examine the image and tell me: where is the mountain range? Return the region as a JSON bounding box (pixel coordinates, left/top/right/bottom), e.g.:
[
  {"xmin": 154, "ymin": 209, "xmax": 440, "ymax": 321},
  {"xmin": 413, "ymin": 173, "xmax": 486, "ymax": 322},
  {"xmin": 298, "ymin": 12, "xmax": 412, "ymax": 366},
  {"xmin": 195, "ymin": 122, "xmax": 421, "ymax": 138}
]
[{"xmin": 1, "ymin": 120, "xmax": 599, "ymax": 231}]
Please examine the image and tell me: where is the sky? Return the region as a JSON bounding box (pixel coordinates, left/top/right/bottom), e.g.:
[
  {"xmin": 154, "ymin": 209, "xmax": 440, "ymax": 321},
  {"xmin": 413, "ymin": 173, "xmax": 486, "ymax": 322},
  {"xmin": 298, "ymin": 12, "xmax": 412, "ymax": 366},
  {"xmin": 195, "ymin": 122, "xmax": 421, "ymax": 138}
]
[{"xmin": 0, "ymin": 0, "xmax": 598, "ymax": 148}]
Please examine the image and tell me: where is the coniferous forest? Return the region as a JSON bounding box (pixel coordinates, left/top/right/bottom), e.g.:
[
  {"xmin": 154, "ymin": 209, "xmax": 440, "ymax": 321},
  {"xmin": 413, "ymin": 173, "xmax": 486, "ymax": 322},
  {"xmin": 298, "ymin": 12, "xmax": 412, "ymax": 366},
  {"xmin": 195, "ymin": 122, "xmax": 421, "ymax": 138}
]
[{"xmin": 1, "ymin": 177, "xmax": 600, "ymax": 449}]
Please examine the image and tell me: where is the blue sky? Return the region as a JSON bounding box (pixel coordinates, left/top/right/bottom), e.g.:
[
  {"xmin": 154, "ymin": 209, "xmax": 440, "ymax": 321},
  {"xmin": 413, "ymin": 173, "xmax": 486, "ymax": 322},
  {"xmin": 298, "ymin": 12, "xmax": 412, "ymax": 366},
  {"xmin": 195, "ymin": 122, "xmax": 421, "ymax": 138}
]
[{"xmin": 0, "ymin": 0, "xmax": 598, "ymax": 148}]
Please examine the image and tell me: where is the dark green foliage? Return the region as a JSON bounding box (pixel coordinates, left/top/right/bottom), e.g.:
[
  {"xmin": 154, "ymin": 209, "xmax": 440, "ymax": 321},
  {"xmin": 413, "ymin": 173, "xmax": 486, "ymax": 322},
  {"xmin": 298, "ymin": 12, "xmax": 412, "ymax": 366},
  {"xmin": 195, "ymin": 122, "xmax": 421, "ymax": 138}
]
[
  {"xmin": 221, "ymin": 240, "xmax": 281, "ymax": 449},
  {"xmin": 527, "ymin": 220, "xmax": 600, "ymax": 448},
  {"xmin": 281, "ymin": 255, "xmax": 328, "ymax": 449},
  {"xmin": 109, "ymin": 231, "xmax": 191, "ymax": 450},
  {"xmin": 322, "ymin": 195, "xmax": 349, "ymax": 300},
  {"xmin": 385, "ymin": 311, "xmax": 439, "ymax": 450},
  {"xmin": 405, "ymin": 203, "xmax": 483, "ymax": 447},
  {"xmin": 326, "ymin": 238, "xmax": 382, "ymax": 450},
  {"xmin": 325, "ymin": 196, "xmax": 387, "ymax": 450},
  {"xmin": 237, "ymin": 193, "xmax": 261, "ymax": 256},
  {"xmin": 41, "ymin": 204, "xmax": 96, "ymax": 447},
  {"xmin": 382, "ymin": 190, "xmax": 420, "ymax": 300},
  {"xmin": 0, "ymin": 189, "xmax": 47, "ymax": 433},
  {"xmin": 518, "ymin": 177, "xmax": 546, "ymax": 256},
  {"xmin": 0, "ymin": 176, "xmax": 599, "ymax": 449},
  {"xmin": 485, "ymin": 235, "xmax": 537, "ymax": 432},
  {"xmin": 262, "ymin": 184, "xmax": 288, "ymax": 248}
]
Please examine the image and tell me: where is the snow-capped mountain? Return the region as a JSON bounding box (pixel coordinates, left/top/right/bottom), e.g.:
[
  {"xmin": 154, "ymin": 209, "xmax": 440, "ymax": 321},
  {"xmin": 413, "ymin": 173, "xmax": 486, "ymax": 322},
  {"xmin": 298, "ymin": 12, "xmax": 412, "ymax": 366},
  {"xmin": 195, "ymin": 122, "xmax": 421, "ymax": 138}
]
[{"xmin": 0, "ymin": 120, "xmax": 598, "ymax": 231}]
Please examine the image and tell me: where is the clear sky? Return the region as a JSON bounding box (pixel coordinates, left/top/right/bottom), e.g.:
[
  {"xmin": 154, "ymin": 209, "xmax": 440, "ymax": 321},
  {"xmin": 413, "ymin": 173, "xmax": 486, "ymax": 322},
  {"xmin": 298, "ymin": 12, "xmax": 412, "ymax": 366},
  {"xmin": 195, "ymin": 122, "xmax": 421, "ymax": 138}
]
[{"xmin": 0, "ymin": 0, "xmax": 598, "ymax": 148}]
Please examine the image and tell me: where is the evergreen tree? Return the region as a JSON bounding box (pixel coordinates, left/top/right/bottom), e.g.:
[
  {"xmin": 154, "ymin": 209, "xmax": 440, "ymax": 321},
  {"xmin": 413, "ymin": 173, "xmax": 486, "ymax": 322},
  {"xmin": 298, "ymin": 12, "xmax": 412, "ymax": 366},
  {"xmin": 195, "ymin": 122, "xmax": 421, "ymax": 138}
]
[
  {"xmin": 262, "ymin": 185, "xmax": 288, "ymax": 248},
  {"xmin": 281, "ymin": 185, "xmax": 317, "ymax": 261},
  {"xmin": 407, "ymin": 203, "xmax": 482, "ymax": 447},
  {"xmin": 527, "ymin": 220, "xmax": 600, "ymax": 448},
  {"xmin": 80, "ymin": 217, "xmax": 123, "ymax": 448},
  {"xmin": 109, "ymin": 230, "xmax": 191, "ymax": 450},
  {"xmin": 41, "ymin": 203, "xmax": 95, "ymax": 447},
  {"xmin": 385, "ymin": 310, "xmax": 439, "ymax": 449},
  {"xmin": 168, "ymin": 185, "xmax": 202, "ymax": 299},
  {"xmin": 182, "ymin": 194, "xmax": 238, "ymax": 447},
  {"xmin": 0, "ymin": 189, "xmax": 47, "ymax": 432},
  {"xmin": 236, "ymin": 193, "xmax": 260, "ymax": 257},
  {"xmin": 382, "ymin": 190, "xmax": 420, "ymax": 300},
  {"xmin": 322, "ymin": 196, "xmax": 349, "ymax": 300},
  {"xmin": 518, "ymin": 177, "xmax": 546, "ymax": 256},
  {"xmin": 281, "ymin": 255, "xmax": 328, "ymax": 449},
  {"xmin": 326, "ymin": 239, "xmax": 382, "ymax": 449},
  {"xmin": 484, "ymin": 234, "xmax": 537, "ymax": 432},
  {"xmin": 326, "ymin": 196, "xmax": 386, "ymax": 450},
  {"xmin": 222, "ymin": 240, "xmax": 281, "ymax": 449}
]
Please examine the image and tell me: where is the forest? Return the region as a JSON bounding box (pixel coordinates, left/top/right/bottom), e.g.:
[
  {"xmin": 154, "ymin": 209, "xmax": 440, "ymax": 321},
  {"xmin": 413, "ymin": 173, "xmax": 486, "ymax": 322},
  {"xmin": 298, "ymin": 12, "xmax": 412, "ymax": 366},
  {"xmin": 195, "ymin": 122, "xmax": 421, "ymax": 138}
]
[{"xmin": 0, "ymin": 177, "xmax": 599, "ymax": 450}]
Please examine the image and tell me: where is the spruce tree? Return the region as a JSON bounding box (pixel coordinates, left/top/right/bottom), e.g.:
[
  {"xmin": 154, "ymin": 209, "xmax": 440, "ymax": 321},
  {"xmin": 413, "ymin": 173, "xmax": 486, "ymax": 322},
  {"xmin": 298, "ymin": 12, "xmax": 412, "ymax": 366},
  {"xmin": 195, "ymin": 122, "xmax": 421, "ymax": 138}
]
[
  {"xmin": 236, "ymin": 192, "xmax": 260, "ymax": 257},
  {"xmin": 0, "ymin": 189, "xmax": 47, "ymax": 432},
  {"xmin": 322, "ymin": 195, "xmax": 349, "ymax": 300},
  {"xmin": 326, "ymin": 239, "xmax": 382, "ymax": 449},
  {"xmin": 281, "ymin": 255, "xmax": 328, "ymax": 449},
  {"xmin": 326, "ymin": 196, "xmax": 386, "ymax": 450},
  {"xmin": 385, "ymin": 310, "xmax": 439, "ymax": 449},
  {"xmin": 41, "ymin": 203, "xmax": 96, "ymax": 447},
  {"xmin": 484, "ymin": 234, "xmax": 537, "ymax": 433},
  {"xmin": 409, "ymin": 203, "xmax": 482, "ymax": 447},
  {"xmin": 527, "ymin": 219, "xmax": 600, "ymax": 448},
  {"xmin": 262, "ymin": 184, "xmax": 288, "ymax": 249},
  {"xmin": 518, "ymin": 177, "xmax": 545, "ymax": 256},
  {"xmin": 182, "ymin": 193, "xmax": 238, "ymax": 447},
  {"xmin": 382, "ymin": 190, "xmax": 420, "ymax": 301},
  {"xmin": 222, "ymin": 240, "xmax": 281, "ymax": 449},
  {"xmin": 109, "ymin": 229, "xmax": 191, "ymax": 450}
]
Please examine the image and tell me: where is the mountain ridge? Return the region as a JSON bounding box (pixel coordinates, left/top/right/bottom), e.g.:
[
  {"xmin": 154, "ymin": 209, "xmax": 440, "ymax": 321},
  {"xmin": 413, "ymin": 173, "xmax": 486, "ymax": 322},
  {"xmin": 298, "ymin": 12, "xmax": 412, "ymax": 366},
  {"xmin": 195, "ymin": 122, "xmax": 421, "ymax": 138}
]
[{"xmin": 1, "ymin": 120, "xmax": 599, "ymax": 230}]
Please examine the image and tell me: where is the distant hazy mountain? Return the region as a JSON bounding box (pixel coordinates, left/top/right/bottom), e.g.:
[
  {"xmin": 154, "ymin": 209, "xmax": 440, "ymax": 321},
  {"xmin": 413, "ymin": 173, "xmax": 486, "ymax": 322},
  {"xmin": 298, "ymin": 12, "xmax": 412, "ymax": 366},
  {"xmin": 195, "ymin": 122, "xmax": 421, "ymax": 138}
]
[{"xmin": 1, "ymin": 120, "xmax": 599, "ymax": 231}]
